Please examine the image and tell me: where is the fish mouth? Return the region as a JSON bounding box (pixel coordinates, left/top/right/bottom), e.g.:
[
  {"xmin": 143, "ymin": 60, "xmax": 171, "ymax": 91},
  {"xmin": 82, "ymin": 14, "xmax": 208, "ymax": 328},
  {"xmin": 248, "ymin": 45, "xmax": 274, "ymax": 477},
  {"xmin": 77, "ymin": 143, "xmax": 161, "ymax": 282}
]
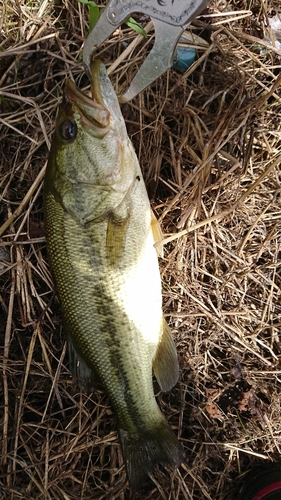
[{"xmin": 65, "ymin": 60, "xmax": 111, "ymax": 131}]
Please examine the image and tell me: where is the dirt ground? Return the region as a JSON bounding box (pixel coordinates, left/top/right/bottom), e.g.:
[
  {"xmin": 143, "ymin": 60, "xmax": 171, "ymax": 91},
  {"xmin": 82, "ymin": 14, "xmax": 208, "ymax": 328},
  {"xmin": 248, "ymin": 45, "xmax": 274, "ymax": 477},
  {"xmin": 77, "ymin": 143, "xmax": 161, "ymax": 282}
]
[{"xmin": 1, "ymin": 0, "xmax": 281, "ymax": 498}]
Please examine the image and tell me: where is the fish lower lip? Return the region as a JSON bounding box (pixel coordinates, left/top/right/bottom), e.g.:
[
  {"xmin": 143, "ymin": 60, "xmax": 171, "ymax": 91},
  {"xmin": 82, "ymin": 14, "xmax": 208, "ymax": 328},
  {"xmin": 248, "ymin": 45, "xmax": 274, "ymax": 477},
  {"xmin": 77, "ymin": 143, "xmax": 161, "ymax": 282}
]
[
  {"xmin": 65, "ymin": 78, "xmax": 110, "ymax": 129},
  {"xmin": 91, "ymin": 59, "xmax": 106, "ymax": 106}
]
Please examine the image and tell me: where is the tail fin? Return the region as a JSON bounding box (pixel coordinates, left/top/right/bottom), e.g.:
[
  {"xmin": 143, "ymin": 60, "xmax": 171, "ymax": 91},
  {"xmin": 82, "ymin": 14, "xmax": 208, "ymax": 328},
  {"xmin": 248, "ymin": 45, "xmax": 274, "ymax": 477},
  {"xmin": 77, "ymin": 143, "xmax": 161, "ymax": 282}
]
[{"xmin": 119, "ymin": 419, "xmax": 185, "ymax": 490}]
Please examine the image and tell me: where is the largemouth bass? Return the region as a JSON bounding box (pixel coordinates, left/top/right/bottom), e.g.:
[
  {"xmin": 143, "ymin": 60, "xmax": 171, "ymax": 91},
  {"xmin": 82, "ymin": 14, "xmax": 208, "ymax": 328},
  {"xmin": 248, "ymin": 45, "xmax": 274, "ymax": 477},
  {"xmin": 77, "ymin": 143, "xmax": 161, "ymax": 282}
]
[{"xmin": 44, "ymin": 60, "xmax": 184, "ymax": 489}]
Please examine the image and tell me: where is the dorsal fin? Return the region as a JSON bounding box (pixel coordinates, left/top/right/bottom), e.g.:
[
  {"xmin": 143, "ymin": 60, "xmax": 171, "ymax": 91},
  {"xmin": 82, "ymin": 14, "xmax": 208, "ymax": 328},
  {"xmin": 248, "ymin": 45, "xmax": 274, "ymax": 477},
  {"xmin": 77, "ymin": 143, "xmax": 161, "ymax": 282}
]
[{"xmin": 67, "ymin": 333, "xmax": 99, "ymax": 392}]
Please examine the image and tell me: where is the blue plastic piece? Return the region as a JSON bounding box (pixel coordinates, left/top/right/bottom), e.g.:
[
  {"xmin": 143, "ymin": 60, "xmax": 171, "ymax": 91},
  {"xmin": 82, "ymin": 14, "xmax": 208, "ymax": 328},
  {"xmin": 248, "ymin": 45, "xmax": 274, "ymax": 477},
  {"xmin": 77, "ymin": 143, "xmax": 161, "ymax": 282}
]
[{"xmin": 173, "ymin": 38, "xmax": 196, "ymax": 70}]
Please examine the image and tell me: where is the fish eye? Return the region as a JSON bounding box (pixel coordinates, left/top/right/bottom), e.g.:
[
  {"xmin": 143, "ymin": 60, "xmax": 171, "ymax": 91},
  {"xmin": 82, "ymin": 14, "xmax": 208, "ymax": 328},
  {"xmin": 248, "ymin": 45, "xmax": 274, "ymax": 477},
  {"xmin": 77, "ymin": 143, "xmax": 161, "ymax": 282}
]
[{"xmin": 59, "ymin": 119, "xmax": 77, "ymax": 141}]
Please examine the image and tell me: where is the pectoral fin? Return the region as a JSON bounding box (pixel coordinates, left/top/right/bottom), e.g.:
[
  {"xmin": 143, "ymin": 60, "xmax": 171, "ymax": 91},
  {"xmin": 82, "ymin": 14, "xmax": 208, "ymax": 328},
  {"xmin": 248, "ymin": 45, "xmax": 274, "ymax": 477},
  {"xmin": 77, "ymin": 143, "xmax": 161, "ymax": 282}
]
[
  {"xmin": 152, "ymin": 318, "xmax": 179, "ymax": 392},
  {"xmin": 150, "ymin": 209, "xmax": 163, "ymax": 258},
  {"xmin": 106, "ymin": 211, "xmax": 130, "ymax": 266}
]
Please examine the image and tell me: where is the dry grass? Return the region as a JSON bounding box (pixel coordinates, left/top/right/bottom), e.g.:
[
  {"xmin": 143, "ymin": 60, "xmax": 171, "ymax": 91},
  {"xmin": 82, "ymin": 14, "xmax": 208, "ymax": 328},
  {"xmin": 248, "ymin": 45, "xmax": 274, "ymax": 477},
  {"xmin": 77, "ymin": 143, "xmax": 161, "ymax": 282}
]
[{"xmin": 1, "ymin": 0, "xmax": 281, "ymax": 498}]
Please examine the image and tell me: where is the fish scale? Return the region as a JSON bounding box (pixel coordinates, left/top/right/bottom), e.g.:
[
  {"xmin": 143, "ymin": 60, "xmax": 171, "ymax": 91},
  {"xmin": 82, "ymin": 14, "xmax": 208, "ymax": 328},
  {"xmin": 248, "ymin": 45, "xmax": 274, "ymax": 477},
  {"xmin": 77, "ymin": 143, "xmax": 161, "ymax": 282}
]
[
  {"xmin": 44, "ymin": 60, "xmax": 184, "ymax": 489},
  {"xmin": 45, "ymin": 187, "xmax": 161, "ymax": 421}
]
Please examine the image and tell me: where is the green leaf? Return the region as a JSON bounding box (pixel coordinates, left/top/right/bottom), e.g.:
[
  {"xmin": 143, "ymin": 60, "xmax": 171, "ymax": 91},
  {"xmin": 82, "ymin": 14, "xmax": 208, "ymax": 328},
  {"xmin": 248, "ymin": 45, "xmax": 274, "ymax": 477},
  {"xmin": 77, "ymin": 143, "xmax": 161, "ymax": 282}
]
[
  {"xmin": 77, "ymin": 2, "xmax": 146, "ymax": 37},
  {"xmin": 77, "ymin": 0, "xmax": 100, "ymax": 31},
  {"xmin": 126, "ymin": 17, "xmax": 147, "ymax": 38},
  {"xmin": 88, "ymin": 3, "xmax": 100, "ymax": 30}
]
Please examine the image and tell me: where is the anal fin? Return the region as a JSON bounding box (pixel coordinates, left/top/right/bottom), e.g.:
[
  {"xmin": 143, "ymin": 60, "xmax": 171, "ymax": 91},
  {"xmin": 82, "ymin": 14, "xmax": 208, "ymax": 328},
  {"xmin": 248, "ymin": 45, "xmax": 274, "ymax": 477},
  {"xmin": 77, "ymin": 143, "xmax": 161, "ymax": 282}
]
[
  {"xmin": 150, "ymin": 209, "xmax": 163, "ymax": 258},
  {"xmin": 152, "ymin": 318, "xmax": 179, "ymax": 392}
]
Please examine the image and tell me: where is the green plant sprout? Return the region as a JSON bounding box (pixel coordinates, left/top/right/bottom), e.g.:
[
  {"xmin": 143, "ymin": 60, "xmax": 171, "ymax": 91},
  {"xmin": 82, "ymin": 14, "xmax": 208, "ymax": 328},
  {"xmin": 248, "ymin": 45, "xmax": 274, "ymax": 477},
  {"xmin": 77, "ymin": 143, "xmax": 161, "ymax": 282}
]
[{"xmin": 77, "ymin": 0, "xmax": 147, "ymax": 36}]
